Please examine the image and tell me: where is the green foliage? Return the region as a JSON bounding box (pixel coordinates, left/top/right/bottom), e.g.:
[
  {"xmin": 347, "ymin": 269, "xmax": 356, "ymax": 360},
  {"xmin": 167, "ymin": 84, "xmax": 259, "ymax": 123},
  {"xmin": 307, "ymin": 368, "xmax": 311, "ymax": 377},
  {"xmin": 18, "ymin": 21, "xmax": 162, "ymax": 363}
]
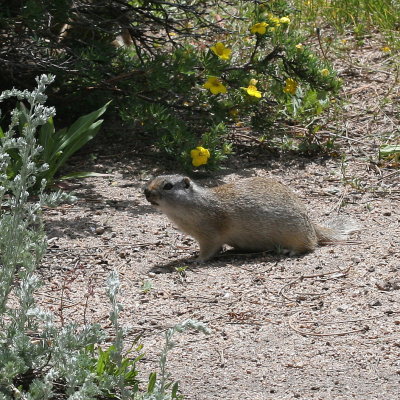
[
  {"xmin": 141, "ymin": 280, "xmax": 154, "ymax": 293},
  {"xmin": 1, "ymin": 100, "xmax": 110, "ymax": 189},
  {"xmin": 146, "ymin": 319, "xmax": 210, "ymax": 400},
  {"xmin": 35, "ymin": 101, "xmax": 110, "ymax": 185},
  {"xmin": 115, "ymin": 0, "xmax": 342, "ymax": 168},
  {"xmin": 292, "ymin": 0, "xmax": 400, "ymax": 42},
  {"xmin": 0, "ymin": 74, "xmax": 103, "ymax": 398},
  {"xmin": 379, "ymin": 144, "xmax": 400, "ymax": 165},
  {"xmin": 1, "ymin": 0, "xmax": 343, "ymax": 171},
  {"xmin": 85, "ymin": 342, "xmax": 142, "ymax": 398}
]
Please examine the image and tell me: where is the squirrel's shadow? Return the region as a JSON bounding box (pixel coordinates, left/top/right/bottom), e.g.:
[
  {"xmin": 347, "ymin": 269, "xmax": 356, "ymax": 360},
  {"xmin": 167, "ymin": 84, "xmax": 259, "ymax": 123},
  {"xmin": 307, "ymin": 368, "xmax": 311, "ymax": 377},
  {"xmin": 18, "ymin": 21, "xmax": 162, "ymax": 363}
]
[{"xmin": 148, "ymin": 249, "xmax": 305, "ymax": 274}]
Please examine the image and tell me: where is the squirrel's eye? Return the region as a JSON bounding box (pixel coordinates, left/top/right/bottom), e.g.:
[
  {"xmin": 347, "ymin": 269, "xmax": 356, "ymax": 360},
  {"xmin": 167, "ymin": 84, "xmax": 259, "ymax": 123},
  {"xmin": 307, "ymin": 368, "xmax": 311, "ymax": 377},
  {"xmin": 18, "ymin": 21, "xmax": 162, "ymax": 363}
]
[{"xmin": 163, "ymin": 183, "xmax": 173, "ymax": 190}]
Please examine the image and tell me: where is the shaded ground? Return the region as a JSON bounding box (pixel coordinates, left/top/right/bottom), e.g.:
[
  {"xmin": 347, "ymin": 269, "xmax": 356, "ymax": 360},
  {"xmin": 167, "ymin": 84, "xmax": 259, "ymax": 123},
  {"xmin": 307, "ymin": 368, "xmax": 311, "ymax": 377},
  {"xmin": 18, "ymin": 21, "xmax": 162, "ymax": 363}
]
[{"xmin": 40, "ymin": 34, "xmax": 399, "ymax": 399}]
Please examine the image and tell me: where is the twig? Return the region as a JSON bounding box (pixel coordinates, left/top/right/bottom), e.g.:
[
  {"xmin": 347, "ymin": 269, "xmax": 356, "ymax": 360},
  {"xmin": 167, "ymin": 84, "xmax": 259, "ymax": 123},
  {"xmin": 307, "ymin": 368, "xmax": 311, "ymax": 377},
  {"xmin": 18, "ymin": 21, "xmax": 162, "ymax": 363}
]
[
  {"xmin": 316, "ymin": 27, "xmax": 328, "ymax": 61},
  {"xmin": 217, "ymin": 348, "xmax": 225, "ymax": 367},
  {"xmin": 278, "ymin": 267, "xmax": 351, "ymax": 302},
  {"xmin": 318, "ymin": 130, "xmax": 370, "ymax": 145},
  {"xmin": 288, "ymin": 317, "xmax": 369, "ymax": 337},
  {"xmin": 298, "ymin": 315, "xmax": 386, "ymax": 325},
  {"xmin": 376, "ymin": 170, "xmax": 400, "ymax": 183},
  {"xmin": 329, "ymin": 186, "xmax": 349, "ymax": 213}
]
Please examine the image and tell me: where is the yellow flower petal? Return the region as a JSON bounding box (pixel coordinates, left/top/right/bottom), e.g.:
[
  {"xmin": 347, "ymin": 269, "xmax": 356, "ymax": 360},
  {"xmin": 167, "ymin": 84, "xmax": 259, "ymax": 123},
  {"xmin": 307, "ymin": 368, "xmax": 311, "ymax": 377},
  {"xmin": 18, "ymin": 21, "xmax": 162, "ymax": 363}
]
[
  {"xmin": 269, "ymin": 16, "xmax": 281, "ymax": 27},
  {"xmin": 279, "ymin": 16, "xmax": 291, "ymax": 24},
  {"xmin": 192, "ymin": 156, "xmax": 207, "ymax": 167},
  {"xmin": 190, "ymin": 147, "xmax": 210, "ymax": 167},
  {"xmin": 320, "ymin": 68, "xmax": 330, "ymax": 76},
  {"xmin": 210, "ymin": 42, "xmax": 232, "ymax": 60},
  {"xmin": 283, "ymin": 78, "xmax": 298, "ymax": 95},
  {"xmin": 295, "ymin": 43, "xmax": 304, "ymax": 50},
  {"xmin": 246, "ymin": 85, "xmax": 262, "ymax": 98},
  {"xmin": 203, "ymin": 77, "xmax": 227, "ymax": 95},
  {"xmin": 250, "ymin": 22, "xmax": 268, "ymax": 35}
]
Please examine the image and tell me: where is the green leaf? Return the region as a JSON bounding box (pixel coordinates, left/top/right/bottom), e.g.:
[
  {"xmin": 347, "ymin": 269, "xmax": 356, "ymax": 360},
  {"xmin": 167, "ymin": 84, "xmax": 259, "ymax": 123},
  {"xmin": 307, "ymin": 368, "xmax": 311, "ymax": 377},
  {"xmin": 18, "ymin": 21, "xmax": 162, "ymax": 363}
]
[
  {"xmin": 38, "ymin": 117, "xmax": 55, "ymax": 159},
  {"xmin": 42, "ymin": 101, "xmax": 111, "ymax": 183},
  {"xmin": 96, "ymin": 347, "xmax": 108, "ymax": 376},
  {"xmin": 380, "ymin": 144, "xmax": 400, "ymax": 158},
  {"xmin": 147, "ymin": 372, "xmax": 157, "ymax": 393},
  {"xmin": 171, "ymin": 382, "xmax": 179, "ymax": 398},
  {"xmin": 17, "ymin": 102, "xmax": 30, "ymax": 134},
  {"xmin": 58, "ymin": 171, "xmax": 111, "ymax": 180},
  {"xmin": 58, "ymin": 101, "xmax": 111, "ymax": 152},
  {"xmin": 141, "ymin": 280, "xmax": 153, "ymax": 293}
]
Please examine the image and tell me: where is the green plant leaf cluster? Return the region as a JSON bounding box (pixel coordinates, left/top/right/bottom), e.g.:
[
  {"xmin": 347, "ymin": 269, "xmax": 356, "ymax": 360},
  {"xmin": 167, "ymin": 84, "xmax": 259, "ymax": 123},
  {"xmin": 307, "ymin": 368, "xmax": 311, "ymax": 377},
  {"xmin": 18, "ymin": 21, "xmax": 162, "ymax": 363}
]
[{"xmin": 1, "ymin": 100, "xmax": 110, "ymax": 190}]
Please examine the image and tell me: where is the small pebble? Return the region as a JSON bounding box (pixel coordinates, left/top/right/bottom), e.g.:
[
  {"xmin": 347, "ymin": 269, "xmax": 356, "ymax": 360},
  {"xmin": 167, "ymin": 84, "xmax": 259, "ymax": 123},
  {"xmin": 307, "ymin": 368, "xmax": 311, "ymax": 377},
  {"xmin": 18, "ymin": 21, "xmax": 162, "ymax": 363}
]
[{"xmin": 95, "ymin": 226, "xmax": 105, "ymax": 235}]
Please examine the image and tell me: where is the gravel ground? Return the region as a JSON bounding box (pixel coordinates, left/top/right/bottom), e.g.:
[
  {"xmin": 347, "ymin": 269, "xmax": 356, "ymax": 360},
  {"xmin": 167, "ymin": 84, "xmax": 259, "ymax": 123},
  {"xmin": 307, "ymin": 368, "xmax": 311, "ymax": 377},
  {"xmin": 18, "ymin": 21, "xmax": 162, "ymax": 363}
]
[{"xmin": 40, "ymin": 34, "xmax": 399, "ymax": 400}]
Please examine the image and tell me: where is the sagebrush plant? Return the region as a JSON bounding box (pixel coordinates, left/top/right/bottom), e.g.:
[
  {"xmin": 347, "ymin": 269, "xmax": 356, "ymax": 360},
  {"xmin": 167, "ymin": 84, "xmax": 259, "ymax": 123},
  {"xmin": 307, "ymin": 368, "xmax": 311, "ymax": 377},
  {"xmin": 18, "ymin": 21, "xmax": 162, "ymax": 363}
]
[{"xmin": 0, "ymin": 76, "xmax": 210, "ymax": 399}]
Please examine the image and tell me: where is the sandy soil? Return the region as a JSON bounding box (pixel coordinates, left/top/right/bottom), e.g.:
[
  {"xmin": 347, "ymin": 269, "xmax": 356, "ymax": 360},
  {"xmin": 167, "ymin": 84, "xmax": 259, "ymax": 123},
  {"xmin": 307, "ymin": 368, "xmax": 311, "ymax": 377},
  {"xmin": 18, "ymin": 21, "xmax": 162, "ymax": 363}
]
[{"xmin": 40, "ymin": 34, "xmax": 399, "ymax": 400}]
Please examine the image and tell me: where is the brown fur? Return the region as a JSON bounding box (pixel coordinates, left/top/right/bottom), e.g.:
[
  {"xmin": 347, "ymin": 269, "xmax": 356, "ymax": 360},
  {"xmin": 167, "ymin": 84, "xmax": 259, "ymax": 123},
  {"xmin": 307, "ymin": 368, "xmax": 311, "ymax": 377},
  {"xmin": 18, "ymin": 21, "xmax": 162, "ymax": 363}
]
[{"xmin": 144, "ymin": 175, "xmax": 358, "ymax": 261}]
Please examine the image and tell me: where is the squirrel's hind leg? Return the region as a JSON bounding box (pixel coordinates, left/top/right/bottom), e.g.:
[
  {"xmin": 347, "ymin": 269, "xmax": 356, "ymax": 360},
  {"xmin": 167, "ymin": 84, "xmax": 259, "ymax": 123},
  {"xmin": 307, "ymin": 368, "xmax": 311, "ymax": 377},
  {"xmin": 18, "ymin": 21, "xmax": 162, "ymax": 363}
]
[{"xmin": 197, "ymin": 238, "xmax": 223, "ymax": 262}]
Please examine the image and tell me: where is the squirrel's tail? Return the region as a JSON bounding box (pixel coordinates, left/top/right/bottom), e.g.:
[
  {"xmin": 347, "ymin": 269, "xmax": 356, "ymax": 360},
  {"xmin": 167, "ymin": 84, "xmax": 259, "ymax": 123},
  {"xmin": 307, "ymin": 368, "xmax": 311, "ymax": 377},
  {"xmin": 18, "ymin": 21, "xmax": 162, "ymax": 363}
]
[{"xmin": 314, "ymin": 216, "xmax": 360, "ymax": 245}]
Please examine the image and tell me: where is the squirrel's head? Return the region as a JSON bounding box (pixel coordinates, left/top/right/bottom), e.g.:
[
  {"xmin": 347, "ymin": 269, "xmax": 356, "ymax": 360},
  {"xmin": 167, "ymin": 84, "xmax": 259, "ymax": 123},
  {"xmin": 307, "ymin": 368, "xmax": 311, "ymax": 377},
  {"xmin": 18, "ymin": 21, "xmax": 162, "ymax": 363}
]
[{"xmin": 144, "ymin": 175, "xmax": 194, "ymax": 208}]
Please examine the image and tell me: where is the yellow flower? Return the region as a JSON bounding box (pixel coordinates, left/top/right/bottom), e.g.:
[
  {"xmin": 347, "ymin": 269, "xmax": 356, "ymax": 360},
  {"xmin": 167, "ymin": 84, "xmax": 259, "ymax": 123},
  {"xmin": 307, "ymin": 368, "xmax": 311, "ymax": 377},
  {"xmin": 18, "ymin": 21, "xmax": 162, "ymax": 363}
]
[
  {"xmin": 280, "ymin": 16, "xmax": 291, "ymax": 24},
  {"xmin": 320, "ymin": 68, "xmax": 330, "ymax": 76},
  {"xmin": 242, "ymin": 78, "xmax": 262, "ymax": 98},
  {"xmin": 210, "ymin": 42, "xmax": 232, "ymax": 60},
  {"xmin": 269, "ymin": 16, "xmax": 281, "ymax": 26},
  {"xmin": 381, "ymin": 46, "xmax": 391, "ymax": 53},
  {"xmin": 250, "ymin": 22, "xmax": 268, "ymax": 35},
  {"xmin": 203, "ymin": 76, "xmax": 227, "ymax": 95},
  {"xmin": 190, "ymin": 146, "xmax": 210, "ymax": 167},
  {"xmin": 283, "ymin": 78, "xmax": 298, "ymax": 95},
  {"xmin": 295, "ymin": 43, "xmax": 304, "ymax": 50},
  {"xmin": 243, "ymin": 85, "xmax": 262, "ymax": 98}
]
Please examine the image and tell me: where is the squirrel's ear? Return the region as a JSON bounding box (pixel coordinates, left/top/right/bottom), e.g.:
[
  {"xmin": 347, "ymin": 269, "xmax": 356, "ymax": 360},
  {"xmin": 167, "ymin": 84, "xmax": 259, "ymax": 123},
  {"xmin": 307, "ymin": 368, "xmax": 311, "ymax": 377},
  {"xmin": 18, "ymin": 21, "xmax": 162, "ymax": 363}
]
[{"xmin": 183, "ymin": 177, "xmax": 191, "ymax": 188}]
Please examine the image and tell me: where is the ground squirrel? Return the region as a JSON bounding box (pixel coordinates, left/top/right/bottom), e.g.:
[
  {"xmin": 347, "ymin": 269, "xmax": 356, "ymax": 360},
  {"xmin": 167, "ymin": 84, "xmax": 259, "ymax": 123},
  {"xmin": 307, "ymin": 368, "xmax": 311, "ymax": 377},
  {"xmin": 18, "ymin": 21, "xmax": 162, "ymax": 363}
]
[{"xmin": 144, "ymin": 175, "xmax": 358, "ymax": 261}]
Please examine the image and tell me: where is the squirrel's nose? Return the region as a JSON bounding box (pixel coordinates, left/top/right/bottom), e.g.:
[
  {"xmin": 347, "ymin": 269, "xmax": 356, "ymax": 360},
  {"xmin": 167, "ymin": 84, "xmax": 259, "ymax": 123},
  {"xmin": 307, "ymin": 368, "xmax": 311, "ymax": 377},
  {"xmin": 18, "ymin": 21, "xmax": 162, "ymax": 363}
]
[{"xmin": 144, "ymin": 188, "xmax": 159, "ymax": 206}]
